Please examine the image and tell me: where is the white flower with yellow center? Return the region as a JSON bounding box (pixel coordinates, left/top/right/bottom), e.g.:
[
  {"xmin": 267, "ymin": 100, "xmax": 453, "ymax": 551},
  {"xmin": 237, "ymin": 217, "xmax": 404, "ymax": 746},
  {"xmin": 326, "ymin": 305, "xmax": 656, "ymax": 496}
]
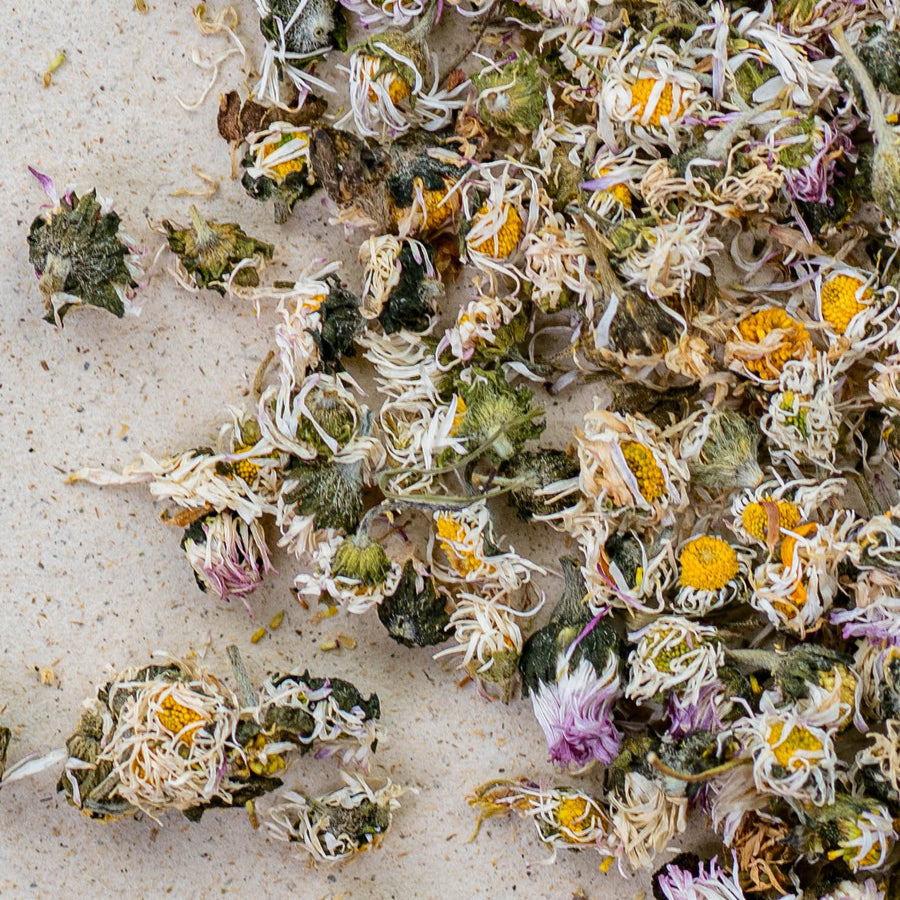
[
  {"xmin": 244, "ymin": 123, "xmax": 315, "ymax": 187},
  {"xmin": 427, "ymin": 503, "xmax": 544, "ymax": 596},
  {"xmin": 626, "ymin": 616, "xmax": 723, "ymax": 705},
  {"xmin": 760, "ymin": 354, "xmax": 840, "ymax": 469},
  {"xmin": 597, "ymin": 31, "xmax": 703, "ymax": 150},
  {"xmin": 750, "ymin": 511, "xmax": 854, "ymax": 637},
  {"xmin": 583, "ymin": 145, "xmax": 645, "ymax": 224},
  {"xmin": 737, "ymin": 693, "xmax": 838, "ymax": 808},
  {"xmin": 673, "ymin": 534, "xmax": 751, "ymax": 616},
  {"xmin": 543, "ymin": 22, "xmax": 610, "ymax": 90},
  {"xmin": 730, "ymin": 475, "xmax": 844, "ymax": 548},
  {"xmin": 341, "ymin": 42, "xmax": 467, "ymax": 139},
  {"xmin": 459, "ymin": 162, "xmax": 542, "ymax": 286},
  {"xmin": 468, "ymin": 778, "xmax": 613, "ymax": 863},
  {"xmin": 575, "ymin": 405, "xmax": 688, "ymax": 525},
  {"xmin": 94, "ymin": 665, "xmax": 242, "ymax": 818}
]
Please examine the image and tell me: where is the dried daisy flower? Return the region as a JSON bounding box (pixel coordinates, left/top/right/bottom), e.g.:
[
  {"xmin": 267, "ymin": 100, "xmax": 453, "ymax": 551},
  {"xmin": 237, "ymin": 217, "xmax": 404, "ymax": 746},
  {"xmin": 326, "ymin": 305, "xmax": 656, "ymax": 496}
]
[
  {"xmin": 163, "ymin": 205, "xmax": 273, "ymax": 294},
  {"xmin": 427, "ymin": 501, "xmax": 544, "ymax": 595},
  {"xmin": 576, "ymin": 407, "xmax": 689, "ymax": 525},
  {"xmin": 519, "ymin": 559, "xmax": 622, "ymax": 769},
  {"xmin": 358, "ymin": 235, "xmax": 439, "ymax": 333},
  {"xmin": 27, "ymin": 170, "xmax": 141, "ymax": 325},
  {"xmin": 256, "ymin": 670, "xmax": 381, "ymax": 769},
  {"xmin": 672, "ymin": 534, "xmax": 751, "ymax": 616},
  {"xmin": 60, "ymin": 657, "xmax": 244, "ymax": 820},
  {"xmin": 750, "ymin": 512, "xmax": 854, "ymax": 637},
  {"xmin": 607, "ymin": 769, "xmax": 688, "ymax": 873},
  {"xmin": 582, "ymin": 525, "xmax": 674, "ymax": 614},
  {"xmin": 735, "ymin": 692, "xmax": 839, "ymax": 808},
  {"xmin": 458, "ymin": 163, "xmax": 541, "ymax": 285},
  {"xmin": 470, "ymin": 53, "xmax": 546, "ymax": 138},
  {"xmin": 653, "ymin": 855, "xmax": 745, "ymax": 900},
  {"xmin": 180, "ymin": 509, "xmax": 273, "ymax": 613},
  {"xmin": 437, "ymin": 289, "xmax": 522, "ymax": 364},
  {"xmin": 437, "ymin": 586, "xmax": 543, "ymax": 700},
  {"xmin": 521, "ymin": 221, "xmax": 597, "ymax": 313},
  {"xmin": 760, "ymin": 354, "xmax": 841, "ymax": 469},
  {"xmin": 468, "ymin": 778, "xmax": 612, "ymax": 861},
  {"xmin": 626, "ymin": 617, "xmax": 724, "ymax": 706},
  {"xmin": 726, "ymin": 307, "xmax": 813, "ymax": 385},
  {"xmin": 241, "ymin": 123, "xmax": 318, "ymax": 222},
  {"xmin": 266, "ymin": 773, "xmax": 406, "ymax": 861},
  {"xmin": 497, "ymin": 449, "xmax": 581, "ymax": 521},
  {"xmin": 253, "ymin": 0, "xmax": 338, "ymax": 106},
  {"xmin": 679, "ymin": 408, "xmax": 763, "ymax": 492},
  {"xmin": 341, "ymin": 22, "xmax": 466, "ymax": 139},
  {"xmin": 597, "ymin": 32, "xmax": 702, "ymax": 150},
  {"xmin": 798, "ymin": 794, "xmax": 897, "ymax": 872},
  {"xmin": 813, "ymin": 263, "xmax": 877, "ymax": 337}
]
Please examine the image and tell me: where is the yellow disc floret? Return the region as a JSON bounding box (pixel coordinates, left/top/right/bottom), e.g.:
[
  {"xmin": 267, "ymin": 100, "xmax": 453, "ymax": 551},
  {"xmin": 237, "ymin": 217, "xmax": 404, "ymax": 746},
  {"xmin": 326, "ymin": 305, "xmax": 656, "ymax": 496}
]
[
  {"xmin": 629, "ymin": 79, "xmax": 679, "ymax": 127},
  {"xmin": 680, "ymin": 536, "xmax": 739, "ymax": 591},
  {"xmin": 737, "ymin": 308, "xmax": 811, "ymax": 379},
  {"xmin": 471, "ymin": 203, "xmax": 523, "ymax": 258},
  {"xmin": 742, "ymin": 498, "xmax": 801, "ymax": 542},
  {"xmin": 621, "ymin": 441, "xmax": 666, "ymax": 503},
  {"xmin": 259, "ymin": 131, "xmax": 310, "ymax": 183},
  {"xmin": 650, "ymin": 629, "xmax": 691, "ymax": 673},
  {"xmin": 436, "ymin": 515, "xmax": 483, "ymax": 575},
  {"xmin": 231, "ymin": 443, "xmax": 259, "ymax": 484},
  {"xmin": 556, "ymin": 795, "xmax": 592, "ymax": 837},
  {"xmin": 450, "ymin": 396, "xmax": 467, "ymax": 436},
  {"xmin": 766, "ymin": 720, "xmax": 824, "ymax": 769},
  {"xmin": 820, "ymin": 274, "xmax": 872, "ymax": 334},
  {"xmin": 597, "ymin": 167, "xmax": 632, "ymax": 209},
  {"xmin": 157, "ymin": 695, "xmax": 203, "ymax": 746}
]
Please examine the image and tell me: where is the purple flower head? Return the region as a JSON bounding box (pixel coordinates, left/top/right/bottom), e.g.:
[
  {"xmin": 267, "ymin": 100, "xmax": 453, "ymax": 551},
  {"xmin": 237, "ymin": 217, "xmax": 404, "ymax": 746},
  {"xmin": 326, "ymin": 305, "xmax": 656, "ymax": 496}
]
[
  {"xmin": 656, "ymin": 855, "xmax": 745, "ymax": 900},
  {"xmin": 666, "ymin": 680, "xmax": 727, "ymax": 740},
  {"xmin": 783, "ymin": 119, "xmax": 855, "ymax": 205},
  {"xmin": 832, "ymin": 601, "xmax": 900, "ymax": 646},
  {"xmin": 531, "ymin": 655, "xmax": 621, "ymax": 768}
]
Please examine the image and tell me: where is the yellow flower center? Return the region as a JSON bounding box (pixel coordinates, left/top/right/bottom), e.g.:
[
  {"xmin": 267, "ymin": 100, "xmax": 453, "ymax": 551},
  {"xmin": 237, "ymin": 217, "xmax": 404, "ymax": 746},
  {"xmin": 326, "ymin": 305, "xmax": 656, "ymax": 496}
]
[
  {"xmin": 436, "ymin": 515, "xmax": 483, "ymax": 574},
  {"xmin": 157, "ymin": 695, "xmax": 203, "ymax": 746},
  {"xmin": 259, "ymin": 131, "xmax": 310, "ymax": 182},
  {"xmin": 629, "ymin": 79, "xmax": 679, "ymax": 127},
  {"xmin": 679, "ymin": 536, "xmax": 739, "ymax": 591},
  {"xmin": 556, "ymin": 796, "xmax": 591, "ymax": 834},
  {"xmin": 363, "ymin": 57, "xmax": 412, "ymax": 104},
  {"xmin": 232, "ymin": 443, "xmax": 259, "ymax": 484},
  {"xmin": 596, "ymin": 167, "xmax": 632, "ymax": 209},
  {"xmin": 737, "ymin": 308, "xmax": 810, "ymax": 379},
  {"xmin": 766, "ymin": 720, "xmax": 823, "ymax": 769},
  {"xmin": 820, "ymin": 273, "xmax": 872, "ymax": 334},
  {"xmin": 620, "ymin": 441, "xmax": 666, "ymax": 503},
  {"xmin": 450, "ymin": 396, "xmax": 467, "ymax": 436},
  {"xmin": 471, "ymin": 202, "xmax": 523, "ymax": 258},
  {"xmin": 742, "ymin": 498, "xmax": 800, "ymax": 542},
  {"xmin": 649, "ymin": 629, "xmax": 691, "ymax": 673}
]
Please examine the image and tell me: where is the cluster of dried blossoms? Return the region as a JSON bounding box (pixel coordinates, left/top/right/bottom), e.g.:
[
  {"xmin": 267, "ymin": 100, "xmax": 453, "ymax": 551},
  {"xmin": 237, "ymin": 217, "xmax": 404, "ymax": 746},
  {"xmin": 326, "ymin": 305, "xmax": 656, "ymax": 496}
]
[
  {"xmin": 56, "ymin": 648, "xmax": 402, "ymax": 860},
  {"xmin": 34, "ymin": 0, "xmax": 900, "ymax": 888}
]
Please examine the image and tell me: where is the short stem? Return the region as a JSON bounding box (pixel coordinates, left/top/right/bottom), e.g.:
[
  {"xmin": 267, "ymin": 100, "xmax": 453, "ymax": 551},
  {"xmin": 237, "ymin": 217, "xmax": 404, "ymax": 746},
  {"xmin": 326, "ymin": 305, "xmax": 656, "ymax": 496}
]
[{"xmin": 646, "ymin": 751, "xmax": 749, "ymax": 783}]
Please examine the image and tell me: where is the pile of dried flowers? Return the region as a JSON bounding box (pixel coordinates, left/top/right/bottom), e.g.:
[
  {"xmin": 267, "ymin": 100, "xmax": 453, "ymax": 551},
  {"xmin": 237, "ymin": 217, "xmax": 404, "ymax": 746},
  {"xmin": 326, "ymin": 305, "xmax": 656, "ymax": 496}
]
[{"xmin": 26, "ymin": 0, "xmax": 900, "ymax": 890}]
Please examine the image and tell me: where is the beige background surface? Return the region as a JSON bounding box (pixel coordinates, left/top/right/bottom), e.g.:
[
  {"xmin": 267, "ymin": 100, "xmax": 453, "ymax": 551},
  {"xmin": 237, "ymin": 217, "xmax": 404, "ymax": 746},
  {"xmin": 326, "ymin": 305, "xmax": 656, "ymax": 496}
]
[{"xmin": 0, "ymin": 3, "xmax": 671, "ymax": 897}]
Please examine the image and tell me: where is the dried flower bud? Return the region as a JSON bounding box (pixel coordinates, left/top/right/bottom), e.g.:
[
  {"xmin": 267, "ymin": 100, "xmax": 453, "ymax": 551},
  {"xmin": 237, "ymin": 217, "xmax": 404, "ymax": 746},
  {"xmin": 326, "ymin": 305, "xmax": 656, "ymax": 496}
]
[
  {"xmin": 282, "ymin": 457, "xmax": 364, "ymax": 532},
  {"xmin": 259, "ymin": 0, "xmax": 338, "ymax": 55},
  {"xmin": 471, "ymin": 53, "xmax": 545, "ymax": 137},
  {"xmin": 164, "ymin": 206, "xmax": 273, "ymax": 294},
  {"xmin": 332, "ymin": 533, "xmax": 391, "ymax": 586},
  {"xmin": 498, "ymin": 449, "xmax": 580, "ymax": 519},
  {"xmin": 27, "ymin": 184, "xmax": 139, "ymax": 325},
  {"xmin": 454, "ymin": 367, "xmax": 545, "ymax": 462},
  {"xmin": 687, "ymin": 409, "xmax": 763, "ymax": 491},
  {"xmin": 377, "ymin": 560, "xmax": 449, "ymax": 647}
]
